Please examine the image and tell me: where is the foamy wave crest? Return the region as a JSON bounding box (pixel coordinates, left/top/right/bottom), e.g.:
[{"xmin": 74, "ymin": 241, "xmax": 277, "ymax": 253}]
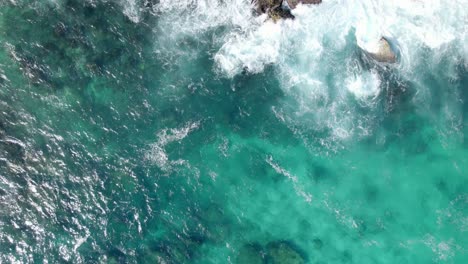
[
  {"xmin": 345, "ymin": 70, "xmax": 381, "ymax": 99},
  {"xmin": 215, "ymin": 20, "xmax": 283, "ymax": 76},
  {"xmin": 211, "ymin": 0, "xmax": 466, "ymax": 145},
  {"xmin": 152, "ymin": 0, "xmax": 466, "ymax": 146},
  {"xmin": 145, "ymin": 122, "xmax": 199, "ymax": 171},
  {"xmin": 152, "ymin": 0, "xmax": 259, "ymax": 74},
  {"xmin": 156, "ymin": 0, "xmax": 255, "ymax": 36},
  {"xmin": 216, "ymin": 0, "xmax": 467, "ymax": 75},
  {"xmin": 121, "ymin": 0, "xmax": 141, "ymax": 23}
]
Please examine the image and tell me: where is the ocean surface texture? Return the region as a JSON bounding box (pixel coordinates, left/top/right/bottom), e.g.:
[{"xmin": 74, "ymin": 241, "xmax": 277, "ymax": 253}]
[{"xmin": 0, "ymin": 0, "xmax": 467, "ymax": 263}]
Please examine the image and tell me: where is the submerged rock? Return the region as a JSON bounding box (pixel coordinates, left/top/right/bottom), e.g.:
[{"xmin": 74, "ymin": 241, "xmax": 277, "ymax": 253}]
[
  {"xmin": 266, "ymin": 241, "xmax": 306, "ymax": 264},
  {"xmin": 0, "ymin": 139, "xmax": 25, "ymax": 163},
  {"xmin": 286, "ymin": 0, "xmax": 322, "ymax": 9},
  {"xmin": 367, "ymin": 38, "xmax": 397, "ymax": 63},
  {"xmin": 145, "ymin": 242, "xmax": 192, "ymax": 264},
  {"xmin": 236, "ymin": 243, "xmax": 265, "ymax": 264},
  {"xmin": 196, "ymin": 204, "xmax": 232, "ymax": 243}
]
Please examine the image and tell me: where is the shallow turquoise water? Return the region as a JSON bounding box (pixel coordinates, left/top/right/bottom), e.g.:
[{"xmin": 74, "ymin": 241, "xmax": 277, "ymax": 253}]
[{"xmin": 0, "ymin": 0, "xmax": 467, "ymax": 263}]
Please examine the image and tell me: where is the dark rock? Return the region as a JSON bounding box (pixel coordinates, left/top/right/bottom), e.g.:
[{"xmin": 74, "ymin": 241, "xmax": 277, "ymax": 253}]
[
  {"xmin": 270, "ymin": 7, "xmax": 295, "ymax": 20},
  {"xmin": 252, "ymin": 0, "xmax": 283, "ymax": 14},
  {"xmin": 266, "ymin": 241, "xmax": 307, "ymax": 264},
  {"xmin": 286, "ymin": 0, "xmax": 322, "ymax": 9},
  {"xmin": 236, "ymin": 243, "xmax": 265, "ymax": 264},
  {"xmin": 144, "ymin": 0, "xmax": 159, "ymax": 8},
  {"xmin": 252, "ymin": 0, "xmax": 295, "ymax": 20},
  {"xmin": 252, "ymin": 0, "xmax": 322, "ymax": 20}
]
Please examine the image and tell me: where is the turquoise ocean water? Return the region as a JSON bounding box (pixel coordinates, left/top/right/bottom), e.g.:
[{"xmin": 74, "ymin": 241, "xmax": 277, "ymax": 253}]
[{"xmin": 0, "ymin": 0, "xmax": 467, "ymax": 263}]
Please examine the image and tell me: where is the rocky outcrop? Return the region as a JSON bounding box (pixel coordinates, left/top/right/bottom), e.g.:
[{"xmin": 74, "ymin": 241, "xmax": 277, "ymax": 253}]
[
  {"xmin": 286, "ymin": 0, "xmax": 322, "ymax": 9},
  {"xmin": 367, "ymin": 37, "xmax": 397, "ymax": 63},
  {"xmin": 253, "ymin": 0, "xmax": 283, "ymax": 14},
  {"xmin": 252, "ymin": 0, "xmax": 291, "ymax": 21},
  {"xmin": 252, "ymin": 0, "xmax": 321, "ymax": 20}
]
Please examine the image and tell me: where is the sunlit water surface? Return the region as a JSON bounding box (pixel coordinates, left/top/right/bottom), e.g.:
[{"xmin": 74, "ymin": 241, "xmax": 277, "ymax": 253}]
[{"xmin": 0, "ymin": 0, "xmax": 467, "ymax": 263}]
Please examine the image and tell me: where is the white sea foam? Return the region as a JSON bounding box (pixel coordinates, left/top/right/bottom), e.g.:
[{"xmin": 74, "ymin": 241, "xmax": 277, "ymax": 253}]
[
  {"xmin": 214, "ymin": 0, "xmax": 467, "ymax": 78},
  {"xmin": 216, "ymin": 20, "xmax": 282, "ymax": 76},
  {"xmin": 151, "ymin": 0, "xmax": 467, "ymax": 145},
  {"xmin": 121, "ymin": 0, "xmax": 141, "ymax": 23},
  {"xmin": 145, "ymin": 122, "xmax": 199, "ymax": 170},
  {"xmin": 345, "ymin": 70, "xmax": 381, "ymax": 99},
  {"xmin": 266, "ymin": 155, "xmax": 313, "ymax": 203},
  {"xmin": 156, "ymin": 0, "xmax": 255, "ymax": 36}
]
